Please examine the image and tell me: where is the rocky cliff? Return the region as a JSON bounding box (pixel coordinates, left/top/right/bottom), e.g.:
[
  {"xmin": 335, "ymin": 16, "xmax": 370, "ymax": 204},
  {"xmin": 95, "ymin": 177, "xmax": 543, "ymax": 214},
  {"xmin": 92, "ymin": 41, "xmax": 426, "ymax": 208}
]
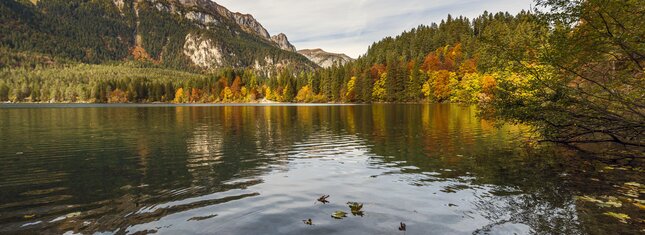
[
  {"xmin": 271, "ymin": 33, "xmax": 297, "ymax": 52},
  {"xmin": 297, "ymin": 49, "xmax": 354, "ymax": 68},
  {"xmin": 168, "ymin": 0, "xmax": 271, "ymax": 39},
  {"xmin": 6, "ymin": 0, "xmax": 361, "ymax": 71},
  {"xmin": 1, "ymin": 0, "xmax": 315, "ymax": 71},
  {"xmin": 157, "ymin": 0, "xmax": 297, "ymax": 52}
]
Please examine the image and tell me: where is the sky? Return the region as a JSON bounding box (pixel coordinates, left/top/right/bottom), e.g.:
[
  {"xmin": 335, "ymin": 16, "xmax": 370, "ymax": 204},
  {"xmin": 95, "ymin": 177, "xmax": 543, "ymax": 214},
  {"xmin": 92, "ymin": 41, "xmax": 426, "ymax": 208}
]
[{"xmin": 216, "ymin": 0, "xmax": 533, "ymax": 58}]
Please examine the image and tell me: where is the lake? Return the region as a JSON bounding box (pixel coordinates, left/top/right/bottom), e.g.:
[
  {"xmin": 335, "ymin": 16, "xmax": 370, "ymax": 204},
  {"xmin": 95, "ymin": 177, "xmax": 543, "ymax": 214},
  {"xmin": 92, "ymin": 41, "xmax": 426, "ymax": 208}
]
[{"xmin": 0, "ymin": 104, "xmax": 642, "ymax": 234}]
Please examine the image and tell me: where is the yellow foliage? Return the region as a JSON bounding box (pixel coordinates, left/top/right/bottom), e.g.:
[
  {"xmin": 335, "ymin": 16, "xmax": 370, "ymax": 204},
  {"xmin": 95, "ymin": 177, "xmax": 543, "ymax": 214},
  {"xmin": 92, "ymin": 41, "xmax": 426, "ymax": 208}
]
[
  {"xmin": 345, "ymin": 76, "xmax": 357, "ymax": 101},
  {"xmin": 265, "ymin": 87, "xmax": 274, "ymax": 101},
  {"xmin": 221, "ymin": 87, "xmax": 233, "ymax": 102},
  {"xmin": 173, "ymin": 88, "xmax": 186, "ymax": 103},
  {"xmin": 240, "ymin": 86, "xmax": 249, "ymax": 101},
  {"xmin": 422, "ymin": 80, "xmax": 432, "ymax": 98},
  {"xmin": 372, "ymin": 73, "xmax": 387, "ymax": 101},
  {"xmin": 296, "ymin": 85, "xmax": 314, "ymax": 103},
  {"xmin": 451, "ymin": 73, "xmax": 482, "ymax": 103}
]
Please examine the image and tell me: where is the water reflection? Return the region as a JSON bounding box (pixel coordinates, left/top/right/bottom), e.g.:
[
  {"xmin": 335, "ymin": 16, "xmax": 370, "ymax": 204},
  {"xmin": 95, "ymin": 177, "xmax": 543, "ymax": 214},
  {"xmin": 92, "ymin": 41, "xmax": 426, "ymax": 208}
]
[{"xmin": 0, "ymin": 104, "xmax": 642, "ymax": 234}]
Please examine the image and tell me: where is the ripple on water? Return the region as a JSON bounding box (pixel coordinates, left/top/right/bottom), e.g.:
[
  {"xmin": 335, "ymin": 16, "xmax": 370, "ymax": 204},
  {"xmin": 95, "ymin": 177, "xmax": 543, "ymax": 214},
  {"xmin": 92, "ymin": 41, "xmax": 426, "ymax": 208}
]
[{"xmin": 0, "ymin": 104, "xmax": 642, "ymax": 234}]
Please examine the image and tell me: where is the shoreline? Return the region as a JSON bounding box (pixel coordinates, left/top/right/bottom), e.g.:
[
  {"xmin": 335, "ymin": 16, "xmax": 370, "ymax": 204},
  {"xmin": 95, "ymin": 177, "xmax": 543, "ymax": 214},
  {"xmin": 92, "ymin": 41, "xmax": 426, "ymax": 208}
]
[
  {"xmin": 0, "ymin": 100, "xmax": 448, "ymax": 106},
  {"xmin": 0, "ymin": 102, "xmax": 366, "ymax": 108}
]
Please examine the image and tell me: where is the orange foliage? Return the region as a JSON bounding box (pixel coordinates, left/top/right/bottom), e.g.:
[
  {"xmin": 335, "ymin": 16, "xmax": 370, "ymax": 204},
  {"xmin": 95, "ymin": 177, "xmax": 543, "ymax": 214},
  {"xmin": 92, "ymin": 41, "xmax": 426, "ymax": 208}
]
[
  {"xmin": 190, "ymin": 88, "xmax": 202, "ymax": 102},
  {"xmin": 407, "ymin": 60, "xmax": 417, "ymax": 70},
  {"xmin": 423, "ymin": 43, "xmax": 465, "ymax": 72},
  {"xmin": 433, "ymin": 70, "xmax": 452, "ymax": 102},
  {"xmin": 218, "ymin": 77, "xmax": 228, "ymax": 88},
  {"xmin": 230, "ymin": 76, "xmax": 242, "ymax": 96},
  {"xmin": 249, "ymin": 88, "xmax": 259, "ymax": 100},
  {"xmin": 481, "ymin": 75, "xmax": 497, "ymax": 95},
  {"xmin": 422, "ymin": 53, "xmax": 441, "ymax": 72},
  {"xmin": 108, "ymin": 89, "xmax": 128, "ymax": 103},
  {"xmin": 370, "ymin": 64, "xmax": 387, "ymax": 80},
  {"xmin": 459, "ymin": 58, "xmax": 478, "ymax": 74},
  {"xmin": 131, "ymin": 46, "xmax": 151, "ymax": 61}
]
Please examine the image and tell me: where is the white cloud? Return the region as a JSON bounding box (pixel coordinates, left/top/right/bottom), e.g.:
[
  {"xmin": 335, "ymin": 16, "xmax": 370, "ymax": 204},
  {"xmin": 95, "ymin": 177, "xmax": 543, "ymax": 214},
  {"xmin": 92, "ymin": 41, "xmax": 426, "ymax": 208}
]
[{"xmin": 215, "ymin": 0, "xmax": 533, "ymax": 58}]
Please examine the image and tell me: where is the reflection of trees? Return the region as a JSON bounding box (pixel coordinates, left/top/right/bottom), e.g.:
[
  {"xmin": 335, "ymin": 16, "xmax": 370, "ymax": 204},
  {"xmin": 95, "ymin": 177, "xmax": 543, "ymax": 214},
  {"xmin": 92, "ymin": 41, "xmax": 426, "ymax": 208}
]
[
  {"xmin": 1, "ymin": 104, "xmax": 637, "ymax": 234},
  {"xmin": 472, "ymin": 191, "xmax": 581, "ymax": 234},
  {"xmin": 1, "ymin": 106, "xmax": 308, "ymax": 233}
]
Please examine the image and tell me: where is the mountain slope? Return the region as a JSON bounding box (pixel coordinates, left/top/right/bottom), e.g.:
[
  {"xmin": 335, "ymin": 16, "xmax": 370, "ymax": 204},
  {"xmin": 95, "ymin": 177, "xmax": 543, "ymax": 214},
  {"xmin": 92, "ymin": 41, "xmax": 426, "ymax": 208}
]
[
  {"xmin": 0, "ymin": 0, "xmax": 316, "ymax": 71},
  {"xmin": 297, "ymin": 48, "xmax": 353, "ymax": 68}
]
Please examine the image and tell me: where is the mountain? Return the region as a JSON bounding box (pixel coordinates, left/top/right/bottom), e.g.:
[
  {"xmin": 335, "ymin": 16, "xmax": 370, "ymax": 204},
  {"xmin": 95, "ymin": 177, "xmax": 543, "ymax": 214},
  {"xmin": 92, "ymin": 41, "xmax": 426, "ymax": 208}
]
[
  {"xmin": 271, "ymin": 33, "xmax": 296, "ymax": 52},
  {"xmin": 297, "ymin": 48, "xmax": 353, "ymax": 68},
  {"xmin": 0, "ymin": 0, "xmax": 316, "ymax": 71}
]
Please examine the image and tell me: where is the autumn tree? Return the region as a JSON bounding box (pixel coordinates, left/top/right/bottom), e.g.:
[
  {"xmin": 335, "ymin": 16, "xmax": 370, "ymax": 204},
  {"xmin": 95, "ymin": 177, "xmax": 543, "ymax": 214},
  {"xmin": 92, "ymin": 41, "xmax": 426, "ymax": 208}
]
[
  {"xmin": 296, "ymin": 85, "xmax": 314, "ymax": 103},
  {"xmin": 108, "ymin": 89, "xmax": 128, "ymax": 103},
  {"xmin": 230, "ymin": 76, "xmax": 242, "ymax": 98},
  {"xmin": 432, "ymin": 70, "xmax": 454, "ymax": 102},
  {"xmin": 173, "ymin": 88, "xmax": 186, "ymax": 103},
  {"xmin": 372, "ymin": 73, "xmax": 387, "ymax": 101},
  {"xmin": 345, "ymin": 76, "xmax": 357, "ymax": 102},
  {"xmin": 483, "ymin": 0, "xmax": 644, "ymax": 155}
]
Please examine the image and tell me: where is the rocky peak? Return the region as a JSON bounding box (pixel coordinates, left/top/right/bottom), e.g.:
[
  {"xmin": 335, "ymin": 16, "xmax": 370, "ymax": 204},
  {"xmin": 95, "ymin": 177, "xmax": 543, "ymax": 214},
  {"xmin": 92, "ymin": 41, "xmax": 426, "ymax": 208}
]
[
  {"xmin": 271, "ymin": 33, "xmax": 296, "ymax": 52},
  {"xmin": 167, "ymin": 0, "xmax": 270, "ymax": 40},
  {"xmin": 298, "ymin": 48, "xmax": 354, "ymax": 68},
  {"xmin": 145, "ymin": 0, "xmax": 299, "ymax": 53}
]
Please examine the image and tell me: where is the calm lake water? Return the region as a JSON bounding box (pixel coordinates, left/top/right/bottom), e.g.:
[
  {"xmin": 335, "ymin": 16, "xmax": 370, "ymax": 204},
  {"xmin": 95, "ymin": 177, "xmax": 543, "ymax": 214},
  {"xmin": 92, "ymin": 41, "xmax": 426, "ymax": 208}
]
[{"xmin": 0, "ymin": 104, "xmax": 642, "ymax": 234}]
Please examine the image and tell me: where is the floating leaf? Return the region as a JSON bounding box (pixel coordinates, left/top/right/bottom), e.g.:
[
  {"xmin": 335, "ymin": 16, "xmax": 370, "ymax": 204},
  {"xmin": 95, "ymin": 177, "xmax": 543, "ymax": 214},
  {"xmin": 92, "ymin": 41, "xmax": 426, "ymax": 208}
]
[
  {"xmin": 347, "ymin": 202, "xmax": 364, "ymax": 216},
  {"xmin": 398, "ymin": 222, "xmax": 406, "ymax": 231},
  {"xmin": 620, "ymin": 182, "xmax": 643, "ymax": 198},
  {"xmin": 624, "ymin": 182, "xmax": 643, "ymax": 188},
  {"xmin": 317, "ymin": 195, "xmax": 330, "ymax": 204},
  {"xmin": 598, "ymin": 196, "xmax": 622, "ymax": 208},
  {"xmin": 302, "ymin": 218, "xmax": 313, "ymax": 225},
  {"xmin": 66, "ymin": 212, "xmax": 81, "ymax": 218},
  {"xmin": 603, "ymin": 212, "xmax": 630, "ymax": 223},
  {"xmin": 623, "ymin": 191, "xmax": 639, "ymax": 198},
  {"xmin": 575, "ymin": 196, "xmax": 603, "ymax": 204},
  {"xmin": 575, "ymin": 195, "xmax": 622, "ymax": 208},
  {"xmin": 120, "ymin": 185, "xmax": 133, "ymax": 190},
  {"xmin": 634, "ymin": 202, "xmax": 645, "ymax": 210},
  {"xmin": 23, "ymin": 214, "xmax": 36, "ymax": 219},
  {"xmin": 331, "ymin": 211, "xmax": 347, "ymax": 219}
]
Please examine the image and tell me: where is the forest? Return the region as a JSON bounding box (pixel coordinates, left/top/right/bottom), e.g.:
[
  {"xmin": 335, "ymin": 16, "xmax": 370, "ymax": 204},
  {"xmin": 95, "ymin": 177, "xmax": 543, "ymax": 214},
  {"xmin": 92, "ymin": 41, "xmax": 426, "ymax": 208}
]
[
  {"xmin": 0, "ymin": 8, "xmax": 533, "ymax": 104},
  {"xmin": 0, "ymin": 0, "xmax": 642, "ymax": 153}
]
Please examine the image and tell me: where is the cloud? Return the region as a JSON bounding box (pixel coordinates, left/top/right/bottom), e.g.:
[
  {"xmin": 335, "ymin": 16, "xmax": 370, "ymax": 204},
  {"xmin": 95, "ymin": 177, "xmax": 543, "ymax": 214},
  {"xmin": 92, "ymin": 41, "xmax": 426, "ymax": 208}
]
[{"xmin": 215, "ymin": 0, "xmax": 533, "ymax": 58}]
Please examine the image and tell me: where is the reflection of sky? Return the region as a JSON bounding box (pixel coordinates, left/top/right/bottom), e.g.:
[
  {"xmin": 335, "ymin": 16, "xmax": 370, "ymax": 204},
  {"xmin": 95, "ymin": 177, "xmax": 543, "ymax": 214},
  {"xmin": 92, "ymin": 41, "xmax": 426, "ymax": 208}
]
[
  {"xmin": 216, "ymin": 0, "xmax": 532, "ymax": 57},
  {"xmin": 129, "ymin": 130, "xmax": 567, "ymax": 234},
  {"xmin": 1, "ymin": 105, "xmax": 611, "ymax": 234}
]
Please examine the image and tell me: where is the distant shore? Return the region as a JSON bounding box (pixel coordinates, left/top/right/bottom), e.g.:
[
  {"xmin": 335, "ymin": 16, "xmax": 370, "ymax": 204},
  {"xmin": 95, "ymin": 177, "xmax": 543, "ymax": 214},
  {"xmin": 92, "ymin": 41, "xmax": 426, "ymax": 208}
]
[{"xmin": 0, "ymin": 102, "xmax": 364, "ymax": 108}]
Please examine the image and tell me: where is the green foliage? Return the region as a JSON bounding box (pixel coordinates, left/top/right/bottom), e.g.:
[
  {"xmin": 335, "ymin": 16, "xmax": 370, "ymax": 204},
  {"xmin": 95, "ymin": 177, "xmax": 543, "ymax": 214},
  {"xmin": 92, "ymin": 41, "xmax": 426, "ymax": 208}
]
[
  {"xmin": 311, "ymin": 10, "xmax": 539, "ymax": 104},
  {"xmin": 0, "ymin": 64, "xmax": 207, "ymax": 102},
  {"xmin": 480, "ymin": 0, "xmax": 644, "ymax": 154},
  {"xmin": 0, "ymin": 0, "xmax": 133, "ymax": 63},
  {"xmin": 0, "ymin": 0, "xmax": 315, "ymax": 71}
]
